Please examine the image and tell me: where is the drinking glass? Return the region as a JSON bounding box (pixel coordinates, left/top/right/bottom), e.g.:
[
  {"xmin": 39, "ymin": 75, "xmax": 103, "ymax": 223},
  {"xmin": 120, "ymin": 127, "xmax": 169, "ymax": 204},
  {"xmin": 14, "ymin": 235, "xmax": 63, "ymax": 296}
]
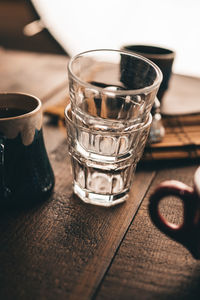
[{"xmin": 66, "ymin": 49, "xmax": 162, "ymax": 206}]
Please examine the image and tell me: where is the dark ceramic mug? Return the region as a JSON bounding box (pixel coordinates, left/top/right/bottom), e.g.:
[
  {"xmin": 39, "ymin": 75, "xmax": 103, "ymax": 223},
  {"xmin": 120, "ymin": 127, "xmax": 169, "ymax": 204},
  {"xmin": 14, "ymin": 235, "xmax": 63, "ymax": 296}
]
[
  {"xmin": 149, "ymin": 167, "xmax": 200, "ymax": 258},
  {"xmin": 0, "ymin": 93, "xmax": 54, "ymax": 207},
  {"xmin": 121, "ymin": 45, "xmax": 175, "ymax": 102}
]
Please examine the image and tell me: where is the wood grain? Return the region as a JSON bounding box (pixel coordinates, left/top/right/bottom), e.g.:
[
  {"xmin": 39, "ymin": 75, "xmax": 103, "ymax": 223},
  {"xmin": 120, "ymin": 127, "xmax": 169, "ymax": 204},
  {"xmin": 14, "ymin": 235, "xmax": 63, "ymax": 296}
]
[
  {"xmin": 0, "ymin": 49, "xmax": 156, "ymax": 300},
  {"xmin": 96, "ymin": 164, "xmax": 200, "ymax": 300},
  {"xmin": 0, "ymin": 140, "xmax": 155, "ymax": 300},
  {"xmin": 1, "ymin": 49, "xmax": 200, "ymax": 300}
]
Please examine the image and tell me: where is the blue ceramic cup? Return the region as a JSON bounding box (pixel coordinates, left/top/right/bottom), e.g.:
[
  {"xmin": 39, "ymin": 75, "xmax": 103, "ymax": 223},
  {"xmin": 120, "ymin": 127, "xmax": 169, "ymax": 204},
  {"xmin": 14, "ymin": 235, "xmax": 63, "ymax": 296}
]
[{"xmin": 0, "ymin": 93, "xmax": 54, "ymax": 208}]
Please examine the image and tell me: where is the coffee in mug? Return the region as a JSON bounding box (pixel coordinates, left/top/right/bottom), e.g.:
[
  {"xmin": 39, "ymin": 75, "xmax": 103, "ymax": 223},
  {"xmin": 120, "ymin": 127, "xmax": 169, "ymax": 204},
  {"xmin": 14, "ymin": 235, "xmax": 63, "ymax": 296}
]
[{"xmin": 0, "ymin": 93, "xmax": 55, "ymax": 208}]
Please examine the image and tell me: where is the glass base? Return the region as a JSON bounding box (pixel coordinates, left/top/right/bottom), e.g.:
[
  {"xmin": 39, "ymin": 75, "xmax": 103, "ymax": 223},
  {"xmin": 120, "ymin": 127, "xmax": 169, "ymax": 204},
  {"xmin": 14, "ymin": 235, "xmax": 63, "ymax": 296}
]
[{"xmin": 73, "ymin": 182, "xmax": 129, "ymax": 207}]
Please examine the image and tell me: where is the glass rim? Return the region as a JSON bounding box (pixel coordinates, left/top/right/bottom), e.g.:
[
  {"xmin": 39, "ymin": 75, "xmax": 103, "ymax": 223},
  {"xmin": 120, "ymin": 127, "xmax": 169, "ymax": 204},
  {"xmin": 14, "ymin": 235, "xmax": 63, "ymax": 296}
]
[
  {"xmin": 67, "ymin": 49, "xmax": 163, "ymax": 96},
  {"xmin": 65, "ymin": 104, "xmax": 152, "ymax": 134}
]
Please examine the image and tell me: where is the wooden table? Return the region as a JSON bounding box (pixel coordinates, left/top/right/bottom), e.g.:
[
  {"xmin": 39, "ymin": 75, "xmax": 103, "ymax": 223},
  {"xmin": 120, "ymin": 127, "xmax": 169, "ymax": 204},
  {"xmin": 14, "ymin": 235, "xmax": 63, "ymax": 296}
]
[{"xmin": 0, "ymin": 48, "xmax": 200, "ymax": 300}]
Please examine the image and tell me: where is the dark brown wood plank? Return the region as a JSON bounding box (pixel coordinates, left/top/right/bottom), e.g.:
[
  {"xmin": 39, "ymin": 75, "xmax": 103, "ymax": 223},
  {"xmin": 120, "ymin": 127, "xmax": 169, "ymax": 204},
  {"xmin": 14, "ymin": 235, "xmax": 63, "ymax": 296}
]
[
  {"xmin": 0, "ymin": 49, "xmax": 156, "ymax": 299},
  {"xmin": 96, "ymin": 163, "xmax": 200, "ymax": 300},
  {"xmin": 0, "ymin": 138, "xmax": 155, "ymax": 300}
]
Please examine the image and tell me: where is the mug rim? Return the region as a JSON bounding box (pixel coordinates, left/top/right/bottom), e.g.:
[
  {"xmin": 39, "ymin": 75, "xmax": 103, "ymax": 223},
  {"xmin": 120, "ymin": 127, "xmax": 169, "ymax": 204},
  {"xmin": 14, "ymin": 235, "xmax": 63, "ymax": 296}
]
[
  {"xmin": 0, "ymin": 92, "xmax": 42, "ymax": 121},
  {"xmin": 68, "ymin": 48, "xmax": 163, "ymax": 96},
  {"xmin": 122, "ymin": 44, "xmax": 175, "ymax": 60}
]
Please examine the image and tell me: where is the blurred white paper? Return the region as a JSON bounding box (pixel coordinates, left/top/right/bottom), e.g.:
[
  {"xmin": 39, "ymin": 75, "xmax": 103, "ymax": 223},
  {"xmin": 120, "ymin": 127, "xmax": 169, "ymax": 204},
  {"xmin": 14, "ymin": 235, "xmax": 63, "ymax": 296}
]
[{"xmin": 32, "ymin": 0, "xmax": 200, "ymax": 78}]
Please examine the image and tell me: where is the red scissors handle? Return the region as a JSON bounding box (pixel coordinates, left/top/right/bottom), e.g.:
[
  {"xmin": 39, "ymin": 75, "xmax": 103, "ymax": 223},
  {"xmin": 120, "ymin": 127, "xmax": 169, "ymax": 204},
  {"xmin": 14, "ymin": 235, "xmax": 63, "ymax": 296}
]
[{"xmin": 149, "ymin": 180, "xmax": 197, "ymax": 243}]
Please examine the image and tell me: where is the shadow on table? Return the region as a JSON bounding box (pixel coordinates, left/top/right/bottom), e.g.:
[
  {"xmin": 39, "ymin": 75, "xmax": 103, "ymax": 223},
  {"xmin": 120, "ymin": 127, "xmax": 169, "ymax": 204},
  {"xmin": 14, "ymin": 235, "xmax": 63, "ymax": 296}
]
[{"xmin": 138, "ymin": 157, "xmax": 200, "ymax": 172}]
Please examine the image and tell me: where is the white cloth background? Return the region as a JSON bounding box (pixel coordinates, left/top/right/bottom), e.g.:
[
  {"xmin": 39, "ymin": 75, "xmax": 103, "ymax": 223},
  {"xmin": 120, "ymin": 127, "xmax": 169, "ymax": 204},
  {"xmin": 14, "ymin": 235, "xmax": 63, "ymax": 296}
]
[{"xmin": 32, "ymin": 0, "xmax": 200, "ymax": 78}]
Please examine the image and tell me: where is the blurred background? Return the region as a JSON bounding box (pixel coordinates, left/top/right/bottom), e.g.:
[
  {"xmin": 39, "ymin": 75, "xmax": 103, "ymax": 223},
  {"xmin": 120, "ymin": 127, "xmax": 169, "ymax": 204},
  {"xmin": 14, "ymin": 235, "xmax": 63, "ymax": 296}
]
[
  {"xmin": 0, "ymin": 0, "xmax": 66, "ymax": 54},
  {"xmin": 0, "ymin": 0, "xmax": 200, "ymax": 77}
]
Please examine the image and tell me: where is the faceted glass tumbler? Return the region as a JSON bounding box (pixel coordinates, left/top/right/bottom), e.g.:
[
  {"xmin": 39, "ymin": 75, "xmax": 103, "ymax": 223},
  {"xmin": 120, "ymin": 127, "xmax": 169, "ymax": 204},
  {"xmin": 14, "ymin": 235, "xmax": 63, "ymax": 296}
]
[
  {"xmin": 66, "ymin": 49, "xmax": 162, "ymax": 206},
  {"xmin": 65, "ymin": 104, "xmax": 152, "ymax": 207},
  {"xmin": 68, "ymin": 49, "xmax": 162, "ymax": 130}
]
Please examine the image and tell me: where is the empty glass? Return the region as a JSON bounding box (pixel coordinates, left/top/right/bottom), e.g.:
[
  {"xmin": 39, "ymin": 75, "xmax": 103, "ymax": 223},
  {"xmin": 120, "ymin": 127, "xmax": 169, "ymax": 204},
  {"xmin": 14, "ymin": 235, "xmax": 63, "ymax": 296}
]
[
  {"xmin": 65, "ymin": 49, "xmax": 162, "ymax": 206},
  {"xmin": 65, "ymin": 104, "xmax": 152, "ymax": 206}
]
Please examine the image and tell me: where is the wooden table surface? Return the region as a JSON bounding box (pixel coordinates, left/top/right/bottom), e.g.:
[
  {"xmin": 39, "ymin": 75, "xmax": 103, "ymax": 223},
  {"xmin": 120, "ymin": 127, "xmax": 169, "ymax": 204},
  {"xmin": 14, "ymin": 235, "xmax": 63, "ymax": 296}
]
[{"xmin": 0, "ymin": 48, "xmax": 200, "ymax": 300}]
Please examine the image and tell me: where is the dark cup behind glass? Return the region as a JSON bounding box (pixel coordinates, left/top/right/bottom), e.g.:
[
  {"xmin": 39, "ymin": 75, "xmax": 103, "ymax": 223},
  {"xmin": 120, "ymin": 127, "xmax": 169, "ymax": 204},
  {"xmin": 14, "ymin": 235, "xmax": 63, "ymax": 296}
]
[
  {"xmin": 121, "ymin": 45, "xmax": 175, "ymax": 143},
  {"xmin": 121, "ymin": 45, "xmax": 175, "ymax": 102}
]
